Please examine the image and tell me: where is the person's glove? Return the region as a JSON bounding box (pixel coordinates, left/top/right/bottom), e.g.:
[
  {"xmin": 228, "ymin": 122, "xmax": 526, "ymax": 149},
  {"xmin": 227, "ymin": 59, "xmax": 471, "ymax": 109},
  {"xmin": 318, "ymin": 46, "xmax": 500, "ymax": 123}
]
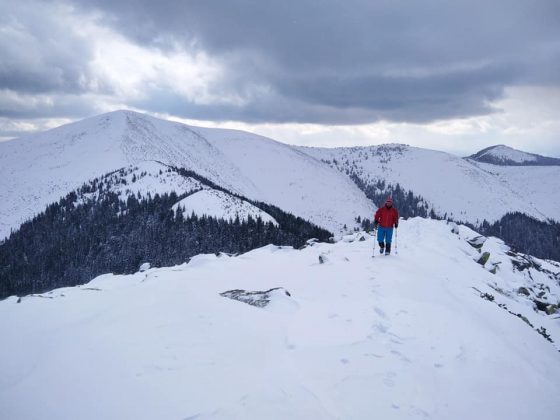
[
  {"xmin": 373, "ymin": 221, "xmax": 379, "ymax": 229},
  {"xmin": 394, "ymin": 223, "xmax": 398, "ymax": 229}
]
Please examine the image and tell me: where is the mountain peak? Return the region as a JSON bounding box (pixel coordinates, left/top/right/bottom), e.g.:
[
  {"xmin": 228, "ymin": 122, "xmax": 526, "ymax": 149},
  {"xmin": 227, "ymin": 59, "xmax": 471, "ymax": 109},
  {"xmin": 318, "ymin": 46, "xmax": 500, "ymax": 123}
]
[
  {"xmin": 467, "ymin": 144, "xmax": 560, "ymax": 166},
  {"xmin": 0, "ymin": 110, "xmax": 374, "ymax": 239}
]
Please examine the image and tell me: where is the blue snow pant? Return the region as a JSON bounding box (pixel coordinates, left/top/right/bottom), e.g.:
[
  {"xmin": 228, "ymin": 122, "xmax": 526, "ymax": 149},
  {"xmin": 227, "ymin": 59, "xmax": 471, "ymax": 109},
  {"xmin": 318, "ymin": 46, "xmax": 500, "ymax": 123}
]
[{"xmin": 377, "ymin": 227, "xmax": 394, "ymax": 244}]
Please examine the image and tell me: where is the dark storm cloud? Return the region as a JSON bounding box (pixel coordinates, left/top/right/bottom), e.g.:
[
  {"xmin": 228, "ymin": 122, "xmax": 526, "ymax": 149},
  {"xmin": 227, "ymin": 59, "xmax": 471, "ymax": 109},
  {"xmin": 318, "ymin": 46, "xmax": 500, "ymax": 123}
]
[
  {"xmin": 68, "ymin": 0, "xmax": 560, "ymax": 124},
  {"xmin": 2, "ymin": 0, "xmax": 560, "ymax": 125},
  {"xmin": 0, "ymin": 1, "xmax": 101, "ymax": 95}
]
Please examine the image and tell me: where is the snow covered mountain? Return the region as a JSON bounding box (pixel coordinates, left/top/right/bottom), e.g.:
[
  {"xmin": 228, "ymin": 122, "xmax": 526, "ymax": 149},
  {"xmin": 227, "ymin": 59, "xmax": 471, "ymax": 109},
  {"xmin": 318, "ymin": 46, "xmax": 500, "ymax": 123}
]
[
  {"xmin": 3, "ymin": 111, "xmax": 559, "ymax": 240},
  {"xmin": 301, "ymin": 144, "xmax": 560, "ymax": 224},
  {"xmin": 79, "ymin": 161, "xmax": 277, "ymax": 224},
  {"xmin": 0, "ymin": 110, "xmax": 373, "ymax": 239},
  {"xmin": 468, "ymin": 144, "xmax": 560, "ymax": 166},
  {"xmin": 0, "ymin": 161, "xmax": 334, "ymax": 300},
  {"xmin": 1, "ymin": 218, "xmax": 559, "ymax": 420}
]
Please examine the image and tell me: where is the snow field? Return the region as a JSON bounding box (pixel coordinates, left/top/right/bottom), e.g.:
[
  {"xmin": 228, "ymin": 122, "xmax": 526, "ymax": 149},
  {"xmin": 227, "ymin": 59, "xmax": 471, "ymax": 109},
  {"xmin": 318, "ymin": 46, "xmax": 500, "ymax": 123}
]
[{"xmin": 1, "ymin": 218, "xmax": 559, "ymax": 420}]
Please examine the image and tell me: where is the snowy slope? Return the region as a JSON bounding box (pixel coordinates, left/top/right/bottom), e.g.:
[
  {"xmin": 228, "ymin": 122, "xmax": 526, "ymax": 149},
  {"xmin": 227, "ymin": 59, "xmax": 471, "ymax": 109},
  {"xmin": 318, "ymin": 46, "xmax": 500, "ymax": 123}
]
[
  {"xmin": 69, "ymin": 161, "xmax": 278, "ymax": 225},
  {"xmin": 472, "ymin": 162, "xmax": 560, "ymax": 223},
  {"xmin": 79, "ymin": 161, "xmax": 204, "ymax": 203},
  {"xmin": 0, "ymin": 111, "xmax": 373, "ymax": 238},
  {"xmin": 172, "ymin": 189, "xmax": 278, "ymax": 225},
  {"xmin": 1, "ymin": 218, "xmax": 559, "ymax": 420},
  {"xmin": 302, "ymin": 144, "xmax": 560, "ymax": 224},
  {"xmin": 468, "ymin": 144, "xmax": 560, "ymax": 166}
]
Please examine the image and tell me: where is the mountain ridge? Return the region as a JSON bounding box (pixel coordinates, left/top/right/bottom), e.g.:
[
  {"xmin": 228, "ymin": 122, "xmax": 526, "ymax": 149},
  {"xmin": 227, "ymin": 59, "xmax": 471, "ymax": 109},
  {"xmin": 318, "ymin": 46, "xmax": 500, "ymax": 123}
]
[
  {"xmin": 2, "ymin": 110, "xmax": 559, "ymax": 262},
  {"xmin": 0, "ymin": 110, "xmax": 372, "ymax": 238},
  {"xmin": 299, "ymin": 143, "xmax": 560, "ymax": 224}
]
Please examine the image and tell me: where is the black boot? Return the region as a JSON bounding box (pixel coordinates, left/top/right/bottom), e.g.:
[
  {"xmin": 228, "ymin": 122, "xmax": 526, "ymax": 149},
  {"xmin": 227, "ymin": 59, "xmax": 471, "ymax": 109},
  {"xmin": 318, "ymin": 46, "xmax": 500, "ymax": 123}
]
[
  {"xmin": 378, "ymin": 242, "xmax": 385, "ymax": 254},
  {"xmin": 385, "ymin": 243, "xmax": 391, "ymax": 255}
]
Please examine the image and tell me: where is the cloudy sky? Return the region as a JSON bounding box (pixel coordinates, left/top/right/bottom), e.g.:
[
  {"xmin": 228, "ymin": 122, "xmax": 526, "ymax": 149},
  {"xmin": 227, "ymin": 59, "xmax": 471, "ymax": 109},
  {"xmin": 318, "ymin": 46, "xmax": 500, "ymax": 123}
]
[{"xmin": 1, "ymin": 0, "xmax": 559, "ymax": 156}]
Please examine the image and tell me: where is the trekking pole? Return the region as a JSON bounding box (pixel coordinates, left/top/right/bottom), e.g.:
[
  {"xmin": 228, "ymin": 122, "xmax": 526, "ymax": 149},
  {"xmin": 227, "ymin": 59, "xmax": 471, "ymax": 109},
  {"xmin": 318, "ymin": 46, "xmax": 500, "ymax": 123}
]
[
  {"xmin": 372, "ymin": 227, "xmax": 376, "ymax": 257},
  {"xmin": 395, "ymin": 228, "xmax": 398, "ymax": 255}
]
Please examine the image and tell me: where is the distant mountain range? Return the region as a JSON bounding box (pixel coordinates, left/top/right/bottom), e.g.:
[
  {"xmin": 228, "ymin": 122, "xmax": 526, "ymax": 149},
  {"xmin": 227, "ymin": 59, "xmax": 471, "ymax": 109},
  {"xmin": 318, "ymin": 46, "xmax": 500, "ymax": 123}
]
[
  {"xmin": 301, "ymin": 143, "xmax": 560, "ymax": 225},
  {"xmin": 1, "ymin": 111, "xmax": 559, "ymax": 240},
  {"xmin": 467, "ymin": 144, "xmax": 560, "ymax": 166}
]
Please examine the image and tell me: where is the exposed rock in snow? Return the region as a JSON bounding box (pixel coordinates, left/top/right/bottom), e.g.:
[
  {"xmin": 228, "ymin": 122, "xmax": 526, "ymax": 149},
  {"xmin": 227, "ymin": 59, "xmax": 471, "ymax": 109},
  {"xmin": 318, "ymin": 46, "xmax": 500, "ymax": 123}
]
[
  {"xmin": 139, "ymin": 262, "xmax": 151, "ymax": 272},
  {"xmin": 220, "ymin": 287, "xmax": 292, "ymax": 308}
]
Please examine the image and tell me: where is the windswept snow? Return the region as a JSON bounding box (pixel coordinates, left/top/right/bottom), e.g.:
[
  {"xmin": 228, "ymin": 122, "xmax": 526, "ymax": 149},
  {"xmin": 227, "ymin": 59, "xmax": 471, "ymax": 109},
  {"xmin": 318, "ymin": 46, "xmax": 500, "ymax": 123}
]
[
  {"xmin": 172, "ymin": 189, "xmax": 277, "ymax": 224},
  {"xmin": 0, "ymin": 110, "xmax": 372, "ymax": 238},
  {"xmin": 1, "ymin": 218, "xmax": 559, "ymax": 420}
]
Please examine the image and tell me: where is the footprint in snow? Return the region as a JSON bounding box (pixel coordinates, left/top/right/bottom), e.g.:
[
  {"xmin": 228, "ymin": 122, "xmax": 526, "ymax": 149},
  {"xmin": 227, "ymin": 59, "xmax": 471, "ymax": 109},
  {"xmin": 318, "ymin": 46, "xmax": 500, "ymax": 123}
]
[
  {"xmin": 383, "ymin": 372, "xmax": 397, "ymax": 387},
  {"xmin": 374, "ymin": 306, "xmax": 388, "ymax": 319},
  {"xmin": 373, "ymin": 322, "xmax": 389, "ymax": 333},
  {"xmin": 390, "ymin": 349, "xmax": 412, "ymax": 363}
]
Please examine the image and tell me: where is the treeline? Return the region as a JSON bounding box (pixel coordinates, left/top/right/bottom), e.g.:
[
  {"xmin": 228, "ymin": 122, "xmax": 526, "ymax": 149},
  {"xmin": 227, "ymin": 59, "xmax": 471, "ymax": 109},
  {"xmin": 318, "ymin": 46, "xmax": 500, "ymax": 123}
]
[
  {"xmin": 0, "ymin": 188, "xmax": 331, "ymax": 299},
  {"xmin": 478, "ymin": 212, "xmax": 560, "ymax": 262}
]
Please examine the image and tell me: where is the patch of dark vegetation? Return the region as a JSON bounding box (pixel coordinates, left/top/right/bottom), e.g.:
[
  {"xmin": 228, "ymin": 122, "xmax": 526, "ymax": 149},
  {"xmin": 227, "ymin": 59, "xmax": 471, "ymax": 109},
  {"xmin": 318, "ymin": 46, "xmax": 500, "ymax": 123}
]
[
  {"xmin": 0, "ymin": 168, "xmax": 331, "ymax": 300},
  {"xmin": 477, "ymin": 212, "xmax": 560, "ymax": 263}
]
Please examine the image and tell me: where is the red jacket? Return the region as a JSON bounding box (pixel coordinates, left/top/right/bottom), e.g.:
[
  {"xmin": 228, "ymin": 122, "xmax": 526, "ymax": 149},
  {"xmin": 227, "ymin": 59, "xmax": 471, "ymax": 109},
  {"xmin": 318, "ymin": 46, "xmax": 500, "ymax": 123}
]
[{"xmin": 374, "ymin": 206, "xmax": 399, "ymax": 228}]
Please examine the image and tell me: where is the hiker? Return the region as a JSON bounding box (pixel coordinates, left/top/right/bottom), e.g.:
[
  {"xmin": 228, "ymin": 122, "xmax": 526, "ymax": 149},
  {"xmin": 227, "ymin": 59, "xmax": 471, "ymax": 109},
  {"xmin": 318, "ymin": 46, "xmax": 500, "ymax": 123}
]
[{"xmin": 373, "ymin": 197, "xmax": 399, "ymax": 255}]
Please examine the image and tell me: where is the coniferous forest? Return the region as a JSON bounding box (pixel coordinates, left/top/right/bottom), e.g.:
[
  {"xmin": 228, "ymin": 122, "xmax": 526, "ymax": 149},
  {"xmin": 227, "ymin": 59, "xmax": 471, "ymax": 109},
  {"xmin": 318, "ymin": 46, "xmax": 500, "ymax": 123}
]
[
  {"xmin": 0, "ymin": 182, "xmax": 331, "ymax": 300},
  {"xmin": 478, "ymin": 212, "xmax": 560, "ymax": 262}
]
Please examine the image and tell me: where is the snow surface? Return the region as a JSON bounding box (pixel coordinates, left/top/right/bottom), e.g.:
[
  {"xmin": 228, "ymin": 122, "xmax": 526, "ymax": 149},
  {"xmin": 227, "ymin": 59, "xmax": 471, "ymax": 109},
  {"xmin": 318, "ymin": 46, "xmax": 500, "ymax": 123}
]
[
  {"xmin": 0, "ymin": 111, "xmax": 373, "ymax": 238},
  {"xmin": 172, "ymin": 189, "xmax": 277, "ymax": 225},
  {"xmin": 473, "ymin": 162, "xmax": 560, "ymax": 222},
  {"xmin": 1, "ymin": 218, "xmax": 559, "ymax": 420},
  {"xmin": 301, "ymin": 144, "xmax": 560, "ymax": 224}
]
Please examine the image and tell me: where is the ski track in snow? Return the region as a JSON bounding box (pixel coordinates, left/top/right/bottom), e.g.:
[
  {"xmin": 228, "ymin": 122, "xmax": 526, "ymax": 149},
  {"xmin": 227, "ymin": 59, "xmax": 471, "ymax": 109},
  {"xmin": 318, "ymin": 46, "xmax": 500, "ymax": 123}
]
[{"xmin": 1, "ymin": 218, "xmax": 559, "ymax": 420}]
